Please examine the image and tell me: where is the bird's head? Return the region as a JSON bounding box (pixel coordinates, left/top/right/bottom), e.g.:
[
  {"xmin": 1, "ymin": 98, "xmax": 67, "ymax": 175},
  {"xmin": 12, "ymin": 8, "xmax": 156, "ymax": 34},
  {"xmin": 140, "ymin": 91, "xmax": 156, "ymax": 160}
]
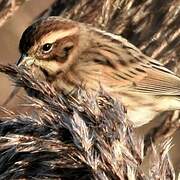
[{"xmin": 17, "ymin": 16, "xmax": 90, "ymax": 81}]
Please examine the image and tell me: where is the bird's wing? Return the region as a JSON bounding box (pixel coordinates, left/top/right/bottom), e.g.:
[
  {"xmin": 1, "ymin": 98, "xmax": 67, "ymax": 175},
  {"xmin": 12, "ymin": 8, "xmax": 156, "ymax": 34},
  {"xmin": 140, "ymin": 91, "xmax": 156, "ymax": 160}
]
[
  {"xmin": 129, "ymin": 67, "xmax": 180, "ymax": 95},
  {"xmin": 79, "ymin": 30, "xmax": 180, "ymax": 96},
  {"xmin": 110, "ymin": 45, "xmax": 180, "ymax": 95},
  {"xmin": 94, "ymin": 37, "xmax": 180, "ymax": 96}
]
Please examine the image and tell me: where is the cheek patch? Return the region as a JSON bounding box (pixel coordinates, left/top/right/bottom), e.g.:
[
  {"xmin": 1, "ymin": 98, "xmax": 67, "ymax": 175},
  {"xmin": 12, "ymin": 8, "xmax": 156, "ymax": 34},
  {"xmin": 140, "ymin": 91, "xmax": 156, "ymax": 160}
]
[{"xmin": 54, "ymin": 41, "xmax": 74, "ymax": 62}]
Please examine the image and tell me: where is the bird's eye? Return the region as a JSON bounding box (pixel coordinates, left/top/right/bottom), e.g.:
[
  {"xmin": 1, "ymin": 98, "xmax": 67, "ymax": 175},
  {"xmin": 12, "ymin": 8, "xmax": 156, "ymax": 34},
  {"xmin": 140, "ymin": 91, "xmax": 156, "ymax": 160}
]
[{"xmin": 42, "ymin": 43, "xmax": 53, "ymax": 53}]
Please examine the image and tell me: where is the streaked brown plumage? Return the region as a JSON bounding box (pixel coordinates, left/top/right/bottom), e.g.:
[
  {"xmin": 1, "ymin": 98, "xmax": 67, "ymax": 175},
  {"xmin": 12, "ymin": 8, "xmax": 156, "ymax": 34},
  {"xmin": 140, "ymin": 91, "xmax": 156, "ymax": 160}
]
[{"xmin": 17, "ymin": 16, "xmax": 180, "ymax": 126}]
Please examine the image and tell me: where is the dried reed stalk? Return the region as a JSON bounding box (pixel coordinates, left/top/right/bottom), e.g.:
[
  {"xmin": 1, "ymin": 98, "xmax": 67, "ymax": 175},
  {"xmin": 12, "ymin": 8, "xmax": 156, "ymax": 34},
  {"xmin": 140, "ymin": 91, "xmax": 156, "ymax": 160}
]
[{"xmin": 0, "ymin": 64, "xmax": 176, "ymax": 179}]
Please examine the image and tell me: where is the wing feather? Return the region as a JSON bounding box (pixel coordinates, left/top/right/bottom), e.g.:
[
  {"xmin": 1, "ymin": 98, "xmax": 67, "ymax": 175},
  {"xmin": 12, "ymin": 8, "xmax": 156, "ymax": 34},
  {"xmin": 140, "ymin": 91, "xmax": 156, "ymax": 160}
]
[
  {"xmin": 99, "ymin": 33, "xmax": 180, "ymax": 96},
  {"xmin": 130, "ymin": 68, "xmax": 180, "ymax": 95},
  {"xmin": 100, "ymin": 37, "xmax": 180, "ymax": 95}
]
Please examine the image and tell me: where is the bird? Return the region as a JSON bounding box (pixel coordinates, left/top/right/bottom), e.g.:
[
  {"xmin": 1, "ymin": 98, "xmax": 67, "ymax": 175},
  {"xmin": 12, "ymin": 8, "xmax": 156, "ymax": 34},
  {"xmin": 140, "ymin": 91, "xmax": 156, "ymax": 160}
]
[{"xmin": 16, "ymin": 16, "xmax": 180, "ymax": 127}]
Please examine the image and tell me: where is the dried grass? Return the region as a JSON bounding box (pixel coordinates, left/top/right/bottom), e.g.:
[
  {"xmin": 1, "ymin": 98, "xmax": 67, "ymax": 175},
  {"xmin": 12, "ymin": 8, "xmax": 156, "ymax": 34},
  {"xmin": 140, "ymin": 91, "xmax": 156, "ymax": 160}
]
[{"xmin": 0, "ymin": 65, "xmax": 176, "ymax": 179}]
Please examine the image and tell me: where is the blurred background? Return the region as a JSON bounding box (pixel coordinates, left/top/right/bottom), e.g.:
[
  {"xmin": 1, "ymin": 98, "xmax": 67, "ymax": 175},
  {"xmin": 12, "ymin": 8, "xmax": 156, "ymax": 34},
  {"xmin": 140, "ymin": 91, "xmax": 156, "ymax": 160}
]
[
  {"xmin": 0, "ymin": 0, "xmax": 53, "ymax": 109},
  {"xmin": 0, "ymin": 0, "xmax": 179, "ymax": 175}
]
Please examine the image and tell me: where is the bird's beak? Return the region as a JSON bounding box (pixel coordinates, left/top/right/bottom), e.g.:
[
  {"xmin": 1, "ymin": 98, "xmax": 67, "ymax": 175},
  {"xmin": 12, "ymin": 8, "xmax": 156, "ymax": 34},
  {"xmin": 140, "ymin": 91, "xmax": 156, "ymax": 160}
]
[{"xmin": 16, "ymin": 54, "xmax": 35, "ymax": 67}]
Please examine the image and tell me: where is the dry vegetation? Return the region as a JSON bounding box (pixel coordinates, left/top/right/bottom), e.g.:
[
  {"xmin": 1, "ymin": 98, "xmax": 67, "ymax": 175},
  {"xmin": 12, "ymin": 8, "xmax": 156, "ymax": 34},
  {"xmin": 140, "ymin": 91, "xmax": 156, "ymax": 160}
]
[
  {"xmin": 0, "ymin": 0, "xmax": 179, "ymax": 179},
  {"xmin": 0, "ymin": 65, "xmax": 176, "ymax": 179}
]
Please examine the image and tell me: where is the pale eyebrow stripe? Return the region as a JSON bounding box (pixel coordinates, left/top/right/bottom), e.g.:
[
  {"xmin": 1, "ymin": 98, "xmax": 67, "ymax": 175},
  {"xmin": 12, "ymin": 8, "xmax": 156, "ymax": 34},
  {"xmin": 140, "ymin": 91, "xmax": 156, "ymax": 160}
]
[{"xmin": 40, "ymin": 27, "xmax": 79, "ymax": 44}]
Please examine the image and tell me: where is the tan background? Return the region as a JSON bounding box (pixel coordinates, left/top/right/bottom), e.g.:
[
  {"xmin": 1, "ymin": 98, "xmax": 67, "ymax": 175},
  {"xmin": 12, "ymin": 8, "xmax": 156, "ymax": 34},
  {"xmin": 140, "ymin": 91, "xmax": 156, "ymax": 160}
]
[
  {"xmin": 0, "ymin": 0, "xmax": 53, "ymax": 107},
  {"xmin": 0, "ymin": 0, "xmax": 179, "ymax": 175}
]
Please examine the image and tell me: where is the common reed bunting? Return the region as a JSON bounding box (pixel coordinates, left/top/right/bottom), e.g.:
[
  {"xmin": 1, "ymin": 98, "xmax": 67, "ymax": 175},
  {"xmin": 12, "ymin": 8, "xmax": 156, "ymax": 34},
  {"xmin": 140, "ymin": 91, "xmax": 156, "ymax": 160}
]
[{"xmin": 16, "ymin": 16, "xmax": 180, "ymax": 126}]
